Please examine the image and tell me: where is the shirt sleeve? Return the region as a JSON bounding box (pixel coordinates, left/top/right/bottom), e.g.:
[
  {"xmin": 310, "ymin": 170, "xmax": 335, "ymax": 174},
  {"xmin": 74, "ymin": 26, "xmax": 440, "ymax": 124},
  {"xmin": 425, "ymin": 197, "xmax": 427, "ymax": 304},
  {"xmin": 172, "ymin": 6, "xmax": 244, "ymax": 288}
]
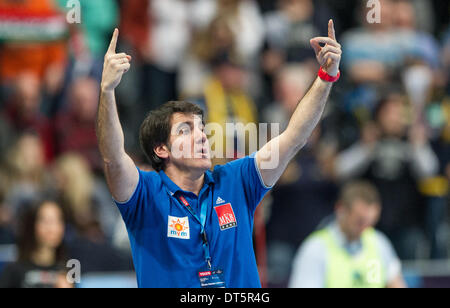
[
  {"xmin": 375, "ymin": 231, "xmax": 402, "ymax": 284},
  {"xmin": 113, "ymin": 168, "xmax": 158, "ymax": 228},
  {"xmin": 288, "ymin": 238, "xmax": 327, "ymax": 288},
  {"xmin": 223, "ymin": 153, "xmax": 273, "ymax": 213}
]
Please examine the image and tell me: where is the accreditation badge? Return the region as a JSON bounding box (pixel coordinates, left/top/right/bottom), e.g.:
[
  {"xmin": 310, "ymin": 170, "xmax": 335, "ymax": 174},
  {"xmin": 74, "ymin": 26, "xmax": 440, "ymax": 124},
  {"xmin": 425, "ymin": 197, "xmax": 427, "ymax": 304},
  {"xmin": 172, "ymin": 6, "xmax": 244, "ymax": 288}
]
[{"xmin": 198, "ymin": 268, "xmax": 226, "ymax": 288}]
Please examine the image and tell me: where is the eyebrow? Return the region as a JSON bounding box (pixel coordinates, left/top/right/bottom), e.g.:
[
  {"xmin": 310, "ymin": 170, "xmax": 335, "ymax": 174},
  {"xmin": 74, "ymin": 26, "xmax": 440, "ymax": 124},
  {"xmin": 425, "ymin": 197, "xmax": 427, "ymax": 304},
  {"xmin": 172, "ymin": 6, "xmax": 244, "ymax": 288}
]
[
  {"xmin": 176, "ymin": 120, "xmax": 204, "ymax": 130},
  {"xmin": 176, "ymin": 121, "xmax": 193, "ymax": 130}
]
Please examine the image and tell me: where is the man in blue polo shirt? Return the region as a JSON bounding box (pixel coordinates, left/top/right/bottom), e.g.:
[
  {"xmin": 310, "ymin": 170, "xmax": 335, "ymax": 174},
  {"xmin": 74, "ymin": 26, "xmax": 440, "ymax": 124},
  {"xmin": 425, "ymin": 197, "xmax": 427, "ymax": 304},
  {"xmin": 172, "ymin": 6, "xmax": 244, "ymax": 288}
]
[{"xmin": 97, "ymin": 20, "xmax": 342, "ymax": 288}]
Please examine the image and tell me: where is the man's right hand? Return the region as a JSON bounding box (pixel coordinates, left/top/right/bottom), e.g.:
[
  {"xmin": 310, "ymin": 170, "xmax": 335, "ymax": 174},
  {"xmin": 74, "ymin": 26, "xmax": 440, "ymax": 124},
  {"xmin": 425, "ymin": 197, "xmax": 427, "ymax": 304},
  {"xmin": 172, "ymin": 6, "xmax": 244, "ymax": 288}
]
[{"xmin": 101, "ymin": 28, "xmax": 131, "ymax": 92}]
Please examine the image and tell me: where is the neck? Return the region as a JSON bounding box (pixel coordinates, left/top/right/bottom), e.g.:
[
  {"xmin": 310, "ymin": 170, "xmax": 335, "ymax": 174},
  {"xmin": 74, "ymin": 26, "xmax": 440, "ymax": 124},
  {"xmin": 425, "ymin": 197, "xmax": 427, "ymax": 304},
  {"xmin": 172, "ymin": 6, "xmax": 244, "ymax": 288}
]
[
  {"xmin": 32, "ymin": 246, "xmax": 56, "ymax": 267},
  {"xmin": 337, "ymin": 220, "xmax": 358, "ymax": 243},
  {"xmin": 164, "ymin": 165, "xmax": 205, "ymax": 196}
]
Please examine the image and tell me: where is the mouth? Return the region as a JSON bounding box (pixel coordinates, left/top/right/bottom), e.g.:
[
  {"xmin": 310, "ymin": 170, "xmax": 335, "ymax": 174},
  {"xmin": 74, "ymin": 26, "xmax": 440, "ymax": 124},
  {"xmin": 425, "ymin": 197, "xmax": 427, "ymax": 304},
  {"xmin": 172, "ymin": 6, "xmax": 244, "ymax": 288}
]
[
  {"xmin": 198, "ymin": 151, "xmax": 209, "ymax": 158},
  {"xmin": 201, "ymin": 148, "xmax": 211, "ymax": 159},
  {"xmin": 194, "ymin": 147, "xmax": 208, "ymax": 158}
]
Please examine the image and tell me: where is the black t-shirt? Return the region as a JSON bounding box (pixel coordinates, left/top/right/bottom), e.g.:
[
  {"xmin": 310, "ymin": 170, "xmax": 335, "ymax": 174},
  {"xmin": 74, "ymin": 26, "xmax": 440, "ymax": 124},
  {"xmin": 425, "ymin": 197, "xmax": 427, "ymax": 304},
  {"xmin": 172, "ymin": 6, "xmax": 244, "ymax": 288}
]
[
  {"xmin": 362, "ymin": 139, "xmax": 425, "ymax": 233},
  {"xmin": 0, "ymin": 261, "xmax": 64, "ymax": 288}
]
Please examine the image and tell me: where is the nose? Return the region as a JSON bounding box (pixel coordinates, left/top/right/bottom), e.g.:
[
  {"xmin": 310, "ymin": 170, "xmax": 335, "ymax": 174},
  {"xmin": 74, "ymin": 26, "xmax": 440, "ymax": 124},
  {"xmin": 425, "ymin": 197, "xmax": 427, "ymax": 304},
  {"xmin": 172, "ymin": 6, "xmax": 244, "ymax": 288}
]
[{"xmin": 194, "ymin": 126, "xmax": 207, "ymax": 145}]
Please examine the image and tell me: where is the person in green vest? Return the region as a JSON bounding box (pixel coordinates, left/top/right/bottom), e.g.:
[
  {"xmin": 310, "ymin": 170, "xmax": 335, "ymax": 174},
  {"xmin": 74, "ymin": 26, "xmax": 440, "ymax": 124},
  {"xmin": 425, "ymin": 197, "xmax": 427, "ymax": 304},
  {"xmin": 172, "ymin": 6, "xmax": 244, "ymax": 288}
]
[{"xmin": 289, "ymin": 181, "xmax": 406, "ymax": 288}]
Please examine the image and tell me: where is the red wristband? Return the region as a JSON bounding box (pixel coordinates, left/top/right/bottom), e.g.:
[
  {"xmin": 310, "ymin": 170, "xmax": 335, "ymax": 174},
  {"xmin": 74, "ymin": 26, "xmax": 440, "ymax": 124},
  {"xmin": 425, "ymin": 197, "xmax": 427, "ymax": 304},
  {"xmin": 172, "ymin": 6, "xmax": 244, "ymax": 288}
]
[{"xmin": 318, "ymin": 67, "xmax": 340, "ymax": 83}]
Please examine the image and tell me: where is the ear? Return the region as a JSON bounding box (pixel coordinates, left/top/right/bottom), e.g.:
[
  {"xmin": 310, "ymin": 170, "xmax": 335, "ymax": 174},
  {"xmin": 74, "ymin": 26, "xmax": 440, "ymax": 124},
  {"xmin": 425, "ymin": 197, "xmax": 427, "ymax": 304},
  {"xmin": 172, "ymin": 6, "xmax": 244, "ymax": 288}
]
[{"xmin": 154, "ymin": 144, "xmax": 170, "ymax": 161}]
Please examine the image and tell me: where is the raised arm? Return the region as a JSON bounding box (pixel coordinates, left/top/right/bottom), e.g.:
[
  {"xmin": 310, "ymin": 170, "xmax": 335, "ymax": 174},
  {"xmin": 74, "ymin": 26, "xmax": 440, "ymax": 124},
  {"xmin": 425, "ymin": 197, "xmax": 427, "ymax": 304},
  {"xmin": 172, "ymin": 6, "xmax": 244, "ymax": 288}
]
[
  {"xmin": 97, "ymin": 29, "xmax": 138, "ymax": 203},
  {"xmin": 256, "ymin": 20, "xmax": 342, "ymax": 187}
]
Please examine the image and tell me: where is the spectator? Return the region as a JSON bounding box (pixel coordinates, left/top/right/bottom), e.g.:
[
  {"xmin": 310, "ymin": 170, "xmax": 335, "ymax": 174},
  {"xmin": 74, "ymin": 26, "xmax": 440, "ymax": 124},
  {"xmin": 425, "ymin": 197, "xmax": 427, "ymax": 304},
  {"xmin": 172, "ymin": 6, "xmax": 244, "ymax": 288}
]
[
  {"xmin": 179, "ymin": 16, "xmax": 237, "ymax": 99},
  {"xmin": 262, "ymin": 64, "xmax": 337, "ymax": 287},
  {"xmin": 0, "ymin": 110, "xmax": 14, "ymax": 159},
  {"xmin": 0, "ymin": 198, "xmax": 72, "ymax": 288},
  {"xmin": 118, "ymin": 0, "xmax": 151, "ymax": 61},
  {"xmin": 393, "ymin": 0, "xmax": 441, "ymax": 69},
  {"xmin": 200, "ymin": 52, "xmax": 259, "ymax": 165},
  {"xmin": 289, "ymin": 181, "xmax": 406, "ymax": 288},
  {"xmin": 443, "ymin": 26, "xmax": 450, "ymax": 95},
  {"xmin": 341, "ymin": 0, "xmax": 412, "ymax": 84},
  {"xmin": 49, "ymin": 155, "xmax": 132, "ymax": 274},
  {"xmin": 262, "ymin": 64, "xmax": 316, "ymax": 131},
  {"xmin": 195, "ymin": 0, "xmax": 265, "ymax": 102},
  {"xmin": 265, "ymin": 126, "xmax": 338, "ymax": 287},
  {"xmin": 336, "ymin": 0, "xmax": 439, "ymax": 154},
  {"xmin": 0, "ymin": 0, "xmax": 68, "ymax": 95},
  {"xmin": 263, "ymin": 0, "xmax": 334, "ymax": 64},
  {"xmin": 54, "ymin": 77, "xmax": 102, "ymax": 172},
  {"xmin": 55, "ymin": 0, "xmax": 118, "ymax": 81},
  {"xmin": 51, "ymin": 153, "xmax": 119, "ymax": 241},
  {"xmin": 1, "ymin": 73, "xmax": 54, "ymax": 161},
  {"xmin": 143, "ymin": 0, "xmax": 264, "ymax": 109},
  {"xmin": 3, "ymin": 132, "xmax": 53, "ymax": 220},
  {"xmin": 335, "ymin": 93, "xmax": 439, "ymax": 259},
  {"xmin": 0, "ymin": 172, "xmax": 14, "ymax": 244},
  {"xmin": 140, "ymin": 0, "xmax": 195, "ymax": 109},
  {"xmin": 189, "ymin": 0, "xmax": 265, "ymax": 64},
  {"xmin": 422, "ymin": 68, "xmax": 450, "ymax": 259},
  {"xmin": 261, "ymin": 0, "xmax": 335, "ymax": 105},
  {"xmin": 393, "ymin": 1, "xmax": 439, "ymax": 118}
]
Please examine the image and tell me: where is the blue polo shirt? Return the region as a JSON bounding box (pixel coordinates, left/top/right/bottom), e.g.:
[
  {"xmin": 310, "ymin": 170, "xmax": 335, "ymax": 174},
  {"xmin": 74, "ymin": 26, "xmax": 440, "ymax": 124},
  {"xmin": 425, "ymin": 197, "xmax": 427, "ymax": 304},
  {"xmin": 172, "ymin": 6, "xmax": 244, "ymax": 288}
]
[{"xmin": 115, "ymin": 153, "xmax": 272, "ymax": 288}]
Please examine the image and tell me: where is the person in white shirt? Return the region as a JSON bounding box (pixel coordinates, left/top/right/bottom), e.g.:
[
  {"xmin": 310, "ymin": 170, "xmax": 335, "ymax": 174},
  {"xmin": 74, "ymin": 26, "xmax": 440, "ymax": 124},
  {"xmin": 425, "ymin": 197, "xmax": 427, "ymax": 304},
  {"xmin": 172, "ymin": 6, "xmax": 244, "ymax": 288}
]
[{"xmin": 289, "ymin": 180, "xmax": 406, "ymax": 288}]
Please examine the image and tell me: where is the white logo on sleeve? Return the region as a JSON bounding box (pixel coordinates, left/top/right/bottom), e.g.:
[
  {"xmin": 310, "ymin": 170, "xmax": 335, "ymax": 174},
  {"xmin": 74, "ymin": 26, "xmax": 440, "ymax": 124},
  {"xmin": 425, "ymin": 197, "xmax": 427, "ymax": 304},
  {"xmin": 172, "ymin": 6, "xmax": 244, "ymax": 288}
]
[
  {"xmin": 167, "ymin": 216, "xmax": 190, "ymax": 239},
  {"xmin": 215, "ymin": 197, "xmax": 225, "ymax": 205}
]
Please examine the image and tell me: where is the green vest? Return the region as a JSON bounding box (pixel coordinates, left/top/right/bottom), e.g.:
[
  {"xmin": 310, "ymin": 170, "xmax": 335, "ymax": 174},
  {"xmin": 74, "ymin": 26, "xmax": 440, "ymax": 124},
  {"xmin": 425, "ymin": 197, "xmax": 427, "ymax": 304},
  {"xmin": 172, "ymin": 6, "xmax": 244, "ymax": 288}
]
[{"xmin": 312, "ymin": 227, "xmax": 386, "ymax": 288}]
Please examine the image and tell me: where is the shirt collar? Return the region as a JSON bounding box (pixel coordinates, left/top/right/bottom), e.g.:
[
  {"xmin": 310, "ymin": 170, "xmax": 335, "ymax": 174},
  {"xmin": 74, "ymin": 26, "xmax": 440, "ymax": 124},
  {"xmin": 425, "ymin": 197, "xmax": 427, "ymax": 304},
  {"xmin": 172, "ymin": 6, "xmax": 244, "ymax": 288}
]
[
  {"xmin": 159, "ymin": 169, "xmax": 215, "ymax": 196},
  {"xmin": 329, "ymin": 221, "xmax": 363, "ymax": 255}
]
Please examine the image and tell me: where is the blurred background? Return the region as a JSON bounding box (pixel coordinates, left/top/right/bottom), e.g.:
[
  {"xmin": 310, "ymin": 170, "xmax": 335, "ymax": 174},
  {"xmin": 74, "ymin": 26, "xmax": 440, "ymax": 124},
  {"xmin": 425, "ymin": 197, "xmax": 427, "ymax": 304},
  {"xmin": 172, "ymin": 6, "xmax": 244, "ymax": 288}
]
[{"xmin": 0, "ymin": 0, "xmax": 449, "ymax": 288}]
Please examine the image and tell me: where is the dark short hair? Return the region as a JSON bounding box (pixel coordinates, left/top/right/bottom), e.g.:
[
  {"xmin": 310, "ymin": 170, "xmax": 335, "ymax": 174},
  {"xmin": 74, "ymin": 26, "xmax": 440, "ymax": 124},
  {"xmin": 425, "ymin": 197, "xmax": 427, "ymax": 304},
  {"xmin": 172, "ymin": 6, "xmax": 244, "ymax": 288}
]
[
  {"xmin": 139, "ymin": 101, "xmax": 204, "ymax": 171},
  {"xmin": 339, "ymin": 180, "xmax": 381, "ymax": 209}
]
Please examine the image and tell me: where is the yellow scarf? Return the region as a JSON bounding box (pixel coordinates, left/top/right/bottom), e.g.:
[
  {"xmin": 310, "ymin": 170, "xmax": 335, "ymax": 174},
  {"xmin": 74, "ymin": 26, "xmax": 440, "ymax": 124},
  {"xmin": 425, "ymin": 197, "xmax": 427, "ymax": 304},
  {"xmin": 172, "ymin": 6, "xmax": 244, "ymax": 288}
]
[
  {"xmin": 203, "ymin": 77, "xmax": 257, "ymax": 161},
  {"xmin": 204, "ymin": 77, "xmax": 257, "ymax": 126}
]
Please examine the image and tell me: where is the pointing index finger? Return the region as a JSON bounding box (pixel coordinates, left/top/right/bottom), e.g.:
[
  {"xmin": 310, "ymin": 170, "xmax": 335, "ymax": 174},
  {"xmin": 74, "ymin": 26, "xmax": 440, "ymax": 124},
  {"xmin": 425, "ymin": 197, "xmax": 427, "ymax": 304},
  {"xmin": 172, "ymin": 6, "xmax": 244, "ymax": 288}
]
[
  {"xmin": 328, "ymin": 19, "xmax": 336, "ymax": 41},
  {"xmin": 108, "ymin": 28, "xmax": 119, "ymax": 54}
]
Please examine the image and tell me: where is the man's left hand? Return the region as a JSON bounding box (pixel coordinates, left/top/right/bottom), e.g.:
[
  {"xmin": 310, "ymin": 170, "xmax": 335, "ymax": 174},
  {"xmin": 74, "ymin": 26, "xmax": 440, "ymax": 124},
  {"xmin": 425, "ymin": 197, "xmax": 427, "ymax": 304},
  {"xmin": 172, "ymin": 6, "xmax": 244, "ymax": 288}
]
[{"xmin": 310, "ymin": 19, "xmax": 342, "ymax": 77}]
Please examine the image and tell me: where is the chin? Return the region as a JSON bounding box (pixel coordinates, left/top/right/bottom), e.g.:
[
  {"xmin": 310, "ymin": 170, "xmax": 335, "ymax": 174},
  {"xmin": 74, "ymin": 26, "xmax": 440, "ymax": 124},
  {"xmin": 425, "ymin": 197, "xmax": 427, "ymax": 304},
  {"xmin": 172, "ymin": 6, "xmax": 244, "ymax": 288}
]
[
  {"xmin": 195, "ymin": 157, "xmax": 212, "ymax": 170},
  {"xmin": 200, "ymin": 159, "xmax": 212, "ymax": 170}
]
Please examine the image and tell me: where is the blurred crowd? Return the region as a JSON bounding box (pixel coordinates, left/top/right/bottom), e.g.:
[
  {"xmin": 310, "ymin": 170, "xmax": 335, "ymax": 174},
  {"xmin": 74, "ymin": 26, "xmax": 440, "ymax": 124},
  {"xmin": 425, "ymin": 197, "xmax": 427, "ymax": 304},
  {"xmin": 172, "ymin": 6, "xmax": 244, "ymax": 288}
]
[{"xmin": 0, "ymin": 0, "xmax": 449, "ymax": 288}]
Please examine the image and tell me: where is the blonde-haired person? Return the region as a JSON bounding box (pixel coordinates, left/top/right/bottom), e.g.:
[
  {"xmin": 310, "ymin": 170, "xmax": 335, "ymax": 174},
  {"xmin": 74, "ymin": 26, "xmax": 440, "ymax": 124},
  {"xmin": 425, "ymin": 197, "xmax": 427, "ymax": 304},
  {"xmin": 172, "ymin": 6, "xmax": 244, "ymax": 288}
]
[
  {"xmin": 178, "ymin": 16, "xmax": 237, "ymax": 99},
  {"xmin": 181, "ymin": 0, "xmax": 264, "ymax": 63},
  {"xmin": 3, "ymin": 132, "xmax": 53, "ymax": 219},
  {"xmin": 52, "ymin": 153, "xmax": 118, "ymax": 240}
]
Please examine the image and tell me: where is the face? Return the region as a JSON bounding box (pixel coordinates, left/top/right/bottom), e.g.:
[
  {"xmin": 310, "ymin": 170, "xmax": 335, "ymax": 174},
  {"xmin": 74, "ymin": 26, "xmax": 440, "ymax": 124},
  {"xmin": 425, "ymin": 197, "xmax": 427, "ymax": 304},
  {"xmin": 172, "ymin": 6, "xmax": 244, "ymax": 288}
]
[
  {"xmin": 377, "ymin": 98, "xmax": 407, "ymax": 137},
  {"xmin": 210, "ymin": 19, "xmax": 234, "ymax": 49},
  {"xmin": 17, "ymin": 134, "xmax": 45, "ymax": 172},
  {"xmin": 15, "ymin": 73, "xmax": 41, "ymax": 115},
  {"xmin": 337, "ymin": 199, "xmax": 381, "ymax": 241},
  {"xmin": 35, "ymin": 202, "xmax": 65, "ymax": 250},
  {"xmin": 217, "ymin": 64, "xmax": 247, "ymax": 92},
  {"xmin": 394, "ymin": 0, "xmax": 416, "ymax": 29},
  {"xmin": 71, "ymin": 78, "xmax": 100, "ymax": 122},
  {"xmin": 275, "ymin": 74, "xmax": 308, "ymax": 113},
  {"xmin": 157, "ymin": 113, "xmax": 212, "ymax": 172}
]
